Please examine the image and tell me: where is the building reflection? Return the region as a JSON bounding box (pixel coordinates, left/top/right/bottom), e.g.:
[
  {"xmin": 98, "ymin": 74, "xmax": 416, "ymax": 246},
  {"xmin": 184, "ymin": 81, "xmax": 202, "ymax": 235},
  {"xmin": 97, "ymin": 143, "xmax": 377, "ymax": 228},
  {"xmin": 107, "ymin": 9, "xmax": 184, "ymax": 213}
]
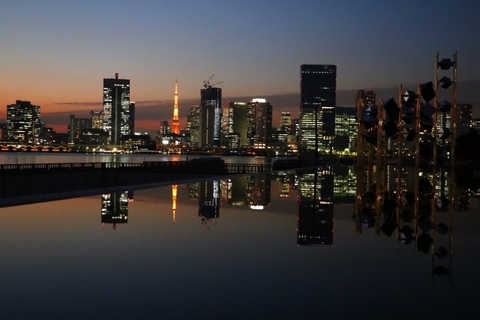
[
  {"xmin": 102, "ymin": 159, "xmax": 470, "ymax": 283},
  {"xmin": 276, "ymin": 171, "xmax": 296, "ymax": 198},
  {"xmin": 222, "ymin": 177, "xmax": 248, "ymax": 206},
  {"xmin": 247, "ymin": 174, "xmax": 271, "ymax": 210},
  {"xmin": 188, "ymin": 182, "xmax": 199, "ymax": 200},
  {"xmin": 217, "ymin": 175, "xmax": 272, "ymax": 210},
  {"xmin": 297, "ymin": 167, "xmax": 334, "ymax": 246},
  {"xmin": 333, "ymin": 165, "xmax": 356, "ymax": 203},
  {"xmin": 198, "ymin": 180, "xmax": 220, "ymax": 227},
  {"xmin": 101, "ymin": 191, "xmax": 132, "ymax": 229}
]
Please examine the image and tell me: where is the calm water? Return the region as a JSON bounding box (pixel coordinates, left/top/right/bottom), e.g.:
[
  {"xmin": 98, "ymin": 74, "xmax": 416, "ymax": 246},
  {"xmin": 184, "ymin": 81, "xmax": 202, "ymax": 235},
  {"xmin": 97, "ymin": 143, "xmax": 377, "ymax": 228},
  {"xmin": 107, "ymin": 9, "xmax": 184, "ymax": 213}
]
[
  {"xmin": 0, "ymin": 155, "xmax": 479, "ymax": 319},
  {"xmin": 0, "ymin": 152, "xmax": 268, "ymax": 165}
]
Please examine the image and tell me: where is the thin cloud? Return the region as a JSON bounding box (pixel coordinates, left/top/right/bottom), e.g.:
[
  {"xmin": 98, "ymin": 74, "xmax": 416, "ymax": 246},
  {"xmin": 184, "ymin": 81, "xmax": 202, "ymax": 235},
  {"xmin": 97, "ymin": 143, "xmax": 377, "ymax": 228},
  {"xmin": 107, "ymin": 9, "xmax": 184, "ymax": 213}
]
[{"xmin": 53, "ymin": 101, "xmax": 102, "ymax": 106}]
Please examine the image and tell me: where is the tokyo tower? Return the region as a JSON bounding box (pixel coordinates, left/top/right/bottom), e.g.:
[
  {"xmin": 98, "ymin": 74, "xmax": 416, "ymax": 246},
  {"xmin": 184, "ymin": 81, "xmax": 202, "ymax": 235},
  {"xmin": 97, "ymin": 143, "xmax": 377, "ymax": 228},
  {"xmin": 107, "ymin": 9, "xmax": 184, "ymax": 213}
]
[{"xmin": 172, "ymin": 79, "xmax": 180, "ymax": 134}]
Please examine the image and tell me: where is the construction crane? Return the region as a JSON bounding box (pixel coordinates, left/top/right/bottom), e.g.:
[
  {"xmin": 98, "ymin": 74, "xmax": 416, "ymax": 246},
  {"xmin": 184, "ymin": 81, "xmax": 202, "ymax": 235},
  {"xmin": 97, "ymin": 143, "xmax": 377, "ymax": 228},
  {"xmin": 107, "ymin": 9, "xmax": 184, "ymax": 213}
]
[
  {"xmin": 203, "ymin": 74, "xmax": 223, "ymax": 88},
  {"xmin": 210, "ymin": 81, "xmax": 223, "ymax": 87},
  {"xmin": 203, "ymin": 74, "xmax": 214, "ymax": 88}
]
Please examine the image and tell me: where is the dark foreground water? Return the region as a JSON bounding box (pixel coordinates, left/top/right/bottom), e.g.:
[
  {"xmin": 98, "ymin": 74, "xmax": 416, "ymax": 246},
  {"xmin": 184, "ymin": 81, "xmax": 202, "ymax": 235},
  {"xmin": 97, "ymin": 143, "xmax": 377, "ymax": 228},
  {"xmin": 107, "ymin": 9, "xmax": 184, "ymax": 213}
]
[{"xmin": 0, "ymin": 170, "xmax": 479, "ymax": 319}]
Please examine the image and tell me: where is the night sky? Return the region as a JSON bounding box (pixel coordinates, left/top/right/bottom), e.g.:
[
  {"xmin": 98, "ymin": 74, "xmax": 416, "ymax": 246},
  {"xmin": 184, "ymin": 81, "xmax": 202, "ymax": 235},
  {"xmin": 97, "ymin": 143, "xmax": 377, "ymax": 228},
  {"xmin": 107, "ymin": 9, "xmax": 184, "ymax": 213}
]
[{"xmin": 1, "ymin": 0, "xmax": 479, "ymax": 134}]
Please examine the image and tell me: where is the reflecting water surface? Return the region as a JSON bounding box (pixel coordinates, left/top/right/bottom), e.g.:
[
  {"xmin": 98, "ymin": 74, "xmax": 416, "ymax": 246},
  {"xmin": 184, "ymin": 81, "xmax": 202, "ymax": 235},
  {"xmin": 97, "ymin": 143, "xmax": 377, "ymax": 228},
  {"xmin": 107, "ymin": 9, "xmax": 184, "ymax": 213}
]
[
  {"xmin": 0, "ymin": 153, "xmax": 269, "ymax": 164},
  {"xmin": 0, "ymin": 166, "xmax": 479, "ymax": 319}
]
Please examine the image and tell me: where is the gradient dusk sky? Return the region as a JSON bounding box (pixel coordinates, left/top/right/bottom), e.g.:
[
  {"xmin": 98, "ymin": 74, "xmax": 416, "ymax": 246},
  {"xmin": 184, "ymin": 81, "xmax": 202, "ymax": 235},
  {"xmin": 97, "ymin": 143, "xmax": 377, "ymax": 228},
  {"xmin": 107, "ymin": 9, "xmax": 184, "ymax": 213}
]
[{"xmin": 1, "ymin": 0, "xmax": 479, "ymax": 133}]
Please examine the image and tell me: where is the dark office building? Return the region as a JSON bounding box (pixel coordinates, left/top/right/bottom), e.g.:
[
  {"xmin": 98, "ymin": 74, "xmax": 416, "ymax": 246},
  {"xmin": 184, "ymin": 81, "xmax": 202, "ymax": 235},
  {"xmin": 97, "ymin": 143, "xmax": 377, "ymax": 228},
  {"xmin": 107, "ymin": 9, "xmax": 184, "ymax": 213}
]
[
  {"xmin": 199, "ymin": 86, "xmax": 222, "ymax": 147},
  {"xmin": 223, "ymin": 102, "xmax": 249, "ymax": 148},
  {"xmin": 79, "ymin": 128, "xmax": 109, "ymax": 145},
  {"xmin": 299, "ymin": 64, "xmax": 337, "ymax": 153},
  {"xmin": 68, "ymin": 115, "xmax": 92, "ymax": 144},
  {"xmin": 129, "ymin": 102, "xmax": 135, "ymax": 133},
  {"xmin": 103, "ymin": 73, "xmax": 133, "ymax": 145},
  {"xmin": 160, "ymin": 120, "xmax": 171, "ymax": 135},
  {"xmin": 0, "ymin": 123, "xmax": 7, "ymax": 140}
]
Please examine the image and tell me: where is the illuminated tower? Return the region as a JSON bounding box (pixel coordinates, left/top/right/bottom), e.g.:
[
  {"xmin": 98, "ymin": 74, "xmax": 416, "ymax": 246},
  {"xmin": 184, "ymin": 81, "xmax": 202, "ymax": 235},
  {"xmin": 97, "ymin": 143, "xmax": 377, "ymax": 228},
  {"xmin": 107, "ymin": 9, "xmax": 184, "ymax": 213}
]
[{"xmin": 172, "ymin": 79, "xmax": 180, "ymax": 135}]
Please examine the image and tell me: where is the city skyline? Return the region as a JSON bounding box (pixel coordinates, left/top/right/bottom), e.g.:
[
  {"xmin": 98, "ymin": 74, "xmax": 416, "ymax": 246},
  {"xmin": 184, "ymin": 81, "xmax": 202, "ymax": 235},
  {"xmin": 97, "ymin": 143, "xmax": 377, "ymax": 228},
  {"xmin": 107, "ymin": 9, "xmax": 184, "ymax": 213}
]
[{"xmin": 1, "ymin": 1, "xmax": 479, "ymax": 134}]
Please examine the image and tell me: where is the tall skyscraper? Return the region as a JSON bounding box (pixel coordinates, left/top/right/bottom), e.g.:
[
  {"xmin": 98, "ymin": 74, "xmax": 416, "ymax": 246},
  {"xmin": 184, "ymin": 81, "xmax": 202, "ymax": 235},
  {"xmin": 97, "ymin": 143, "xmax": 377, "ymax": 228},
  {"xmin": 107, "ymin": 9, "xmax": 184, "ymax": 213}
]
[
  {"xmin": 223, "ymin": 101, "xmax": 249, "ymax": 148},
  {"xmin": 188, "ymin": 106, "xmax": 200, "ymax": 147},
  {"xmin": 199, "ymin": 86, "xmax": 222, "ymax": 147},
  {"xmin": 280, "ymin": 111, "xmax": 292, "ymax": 134},
  {"xmin": 103, "ymin": 73, "xmax": 133, "ymax": 145},
  {"xmin": 247, "ymin": 102, "xmax": 256, "ymax": 147},
  {"xmin": 299, "ymin": 64, "xmax": 337, "ymax": 153},
  {"xmin": 6, "ymin": 100, "xmax": 42, "ymax": 144},
  {"xmin": 172, "ymin": 79, "xmax": 180, "ymax": 135},
  {"xmin": 248, "ymin": 99, "xmax": 273, "ymax": 148}
]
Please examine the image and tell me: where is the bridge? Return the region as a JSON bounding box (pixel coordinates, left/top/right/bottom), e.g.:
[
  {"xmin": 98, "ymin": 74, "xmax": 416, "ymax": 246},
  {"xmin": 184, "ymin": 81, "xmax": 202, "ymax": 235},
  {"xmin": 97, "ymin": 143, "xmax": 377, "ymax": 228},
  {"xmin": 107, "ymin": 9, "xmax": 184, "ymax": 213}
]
[{"xmin": 0, "ymin": 160, "xmax": 280, "ymax": 207}]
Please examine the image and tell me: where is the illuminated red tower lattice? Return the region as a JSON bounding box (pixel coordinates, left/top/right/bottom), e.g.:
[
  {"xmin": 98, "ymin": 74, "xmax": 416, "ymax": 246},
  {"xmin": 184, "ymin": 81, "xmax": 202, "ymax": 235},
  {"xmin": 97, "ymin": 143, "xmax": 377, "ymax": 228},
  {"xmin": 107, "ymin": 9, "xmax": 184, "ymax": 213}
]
[{"xmin": 172, "ymin": 79, "xmax": 180, "ymax": 134}]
